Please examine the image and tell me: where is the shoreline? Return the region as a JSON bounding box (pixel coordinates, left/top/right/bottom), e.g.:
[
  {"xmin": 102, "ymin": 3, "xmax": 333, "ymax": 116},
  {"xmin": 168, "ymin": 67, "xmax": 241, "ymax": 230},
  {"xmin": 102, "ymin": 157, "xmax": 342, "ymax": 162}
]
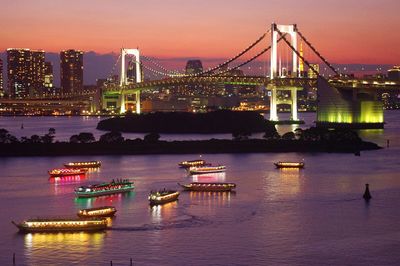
[{"xmin": 0, "ymin": 139, "xmax": 381, "ymax": 157}]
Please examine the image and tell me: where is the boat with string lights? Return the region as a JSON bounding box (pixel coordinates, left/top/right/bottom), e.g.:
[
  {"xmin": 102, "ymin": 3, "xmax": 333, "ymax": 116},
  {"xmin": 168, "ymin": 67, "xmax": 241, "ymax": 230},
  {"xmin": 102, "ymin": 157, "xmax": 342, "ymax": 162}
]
[
  {"xmin": 64, "ymin": 161, "xmax": 101, "ymax": 169},
  {"xmin": 178, "ymin": 182, "xmax": 236, "ymax": 192},
  {"xmin": 148, "ymin": 190, "xmax": 180, "ymax": 205},
  {"xmin": 274, "ymin": 161, "xmax": 305, "ymax": 169},
  {"xmin": 48, "ymin": 168, "xmax": 87, "ymax": 177},
  {"xmin": 75, "ymin": 179, "xmax": 134, "ymax": 198},
  {"xmin": 188, "ymin": 165, "xmax": 226, "ymax": 175},
  {"xmin": 11, "ymin": 218, "xmax": 108, "ymax": 233},
  {"xmin": 178, "ymin": 159, "xmax": 208, "ymax": 168},
  {"xmin": 77, "ymin": 206, "xmax": 117, "ymax": 218}
]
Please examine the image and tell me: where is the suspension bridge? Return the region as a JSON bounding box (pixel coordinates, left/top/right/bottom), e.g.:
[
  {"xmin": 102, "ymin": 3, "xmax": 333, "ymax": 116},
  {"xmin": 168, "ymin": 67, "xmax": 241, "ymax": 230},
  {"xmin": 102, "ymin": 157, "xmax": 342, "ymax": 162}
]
[{"xmin": 102, "ymin": 23, "xmax": 398, "ymax": 128}]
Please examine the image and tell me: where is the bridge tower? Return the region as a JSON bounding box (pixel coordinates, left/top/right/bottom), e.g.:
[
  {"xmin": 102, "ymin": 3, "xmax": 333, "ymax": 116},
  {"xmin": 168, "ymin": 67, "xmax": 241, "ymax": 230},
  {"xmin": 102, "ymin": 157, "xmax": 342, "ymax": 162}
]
[
  {"xmin": 120, "ymin": 48, "xmax": 142, "ymax": 114},
  {"xmin": 269, "ymin": 23, "xmax": 300, "ymax": 122}
]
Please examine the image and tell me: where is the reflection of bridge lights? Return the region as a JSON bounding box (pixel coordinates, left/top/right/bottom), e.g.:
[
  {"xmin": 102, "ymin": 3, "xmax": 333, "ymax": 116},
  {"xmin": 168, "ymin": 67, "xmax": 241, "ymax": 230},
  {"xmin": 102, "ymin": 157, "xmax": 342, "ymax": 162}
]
[
  {"xmin": 191, "ymin": 172, "xmax": 226, "ymax": 182},
  {"xmin": 49, "ymin": 174, "xmax": 86, "ymax": 184}
]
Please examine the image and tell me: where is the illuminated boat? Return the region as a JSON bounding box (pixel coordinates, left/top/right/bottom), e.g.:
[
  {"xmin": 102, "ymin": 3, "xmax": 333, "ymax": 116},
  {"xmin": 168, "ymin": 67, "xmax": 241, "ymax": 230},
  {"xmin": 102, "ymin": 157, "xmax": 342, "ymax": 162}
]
[
  {"xmin": 48, "ymin": 168, "xmax": 87, "ymax": 177},
  {"xmin": 188, "ymin": 165, "xmax": 226, "ymax": 174},
  {"xmin": 274, "ymin": 162, "xmax": 305, "ymax": 168},
  {"xmin": 11, "ymin": 218, "xmax": 108, "ymax": 233},
  {"xmin": 64, "ymin": 161, "xmax": 101, "ymax": 169},
  {"xmin": 77, "ymin": 206, "xmax": 117, "ymax": 218},
  {"xmin": 148, "ymin": 190, "xmax": 180, "ymax": 205},
  {"xmin": 178, "ymin": 159, "xmax": 207, "ymax": 168},
  {"xmin": 179, "ymin": 182, "xmax": 236, "ymax": 192},
  {"xmin": 75, "ymin": 179, "xmax": 134, "ymax": 198}
]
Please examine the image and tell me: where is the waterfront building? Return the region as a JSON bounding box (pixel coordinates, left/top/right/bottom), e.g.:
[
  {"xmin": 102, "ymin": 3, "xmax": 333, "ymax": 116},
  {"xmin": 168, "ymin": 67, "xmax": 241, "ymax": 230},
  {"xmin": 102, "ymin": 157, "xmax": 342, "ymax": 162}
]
[
  {"xmin": 0, "ymin": 58, "xmax": 3, "ymax": 97},
  {"xmin": 60, "ymin": 49, "xmax": 83, "ymax": 95},
  {"xmin": 388, "ymin": 66, "xmax": 400, "ymax": 81},
  {"xmin": 7, "ymin": 48, "xmax": 45, "ymax": 99}
]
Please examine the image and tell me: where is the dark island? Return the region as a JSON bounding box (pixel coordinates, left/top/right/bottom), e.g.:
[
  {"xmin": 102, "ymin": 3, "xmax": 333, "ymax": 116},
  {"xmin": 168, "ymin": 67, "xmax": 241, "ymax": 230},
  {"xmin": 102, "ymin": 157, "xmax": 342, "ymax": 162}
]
[
  {"xmin": 96, "ymin": 110, "xmax": 275, "ymax": 134},
  {"xmin": 0, "ymin": 126, "xmax": 381, "ymax": 157}
]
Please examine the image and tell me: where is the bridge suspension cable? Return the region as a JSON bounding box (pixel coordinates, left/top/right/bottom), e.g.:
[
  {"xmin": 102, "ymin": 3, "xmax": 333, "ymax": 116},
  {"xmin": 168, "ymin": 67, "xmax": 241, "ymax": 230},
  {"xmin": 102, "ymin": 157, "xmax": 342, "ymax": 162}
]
[
  {"xmin": 195, "ymin": 30, "xmax": 270, "ymax": 76},
  {"xmin": 296, "ymin": 27, "xmax": 340, "ymax": 76},
  {"xmin": 141, "ymin": 55, "xmax": 184, "ymax": 76},
  {"xmin": 106, "ymin": 53, "xmax": 122, "ymax": 81},
  {"xmin": 211, "ymin": 34, "xmax": 286, "ymax": 76}
]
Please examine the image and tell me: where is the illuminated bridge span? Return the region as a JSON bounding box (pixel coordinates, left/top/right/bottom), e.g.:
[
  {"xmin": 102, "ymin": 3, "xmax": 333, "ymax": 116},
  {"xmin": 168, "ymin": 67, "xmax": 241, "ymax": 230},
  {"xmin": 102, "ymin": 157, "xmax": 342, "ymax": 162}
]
[
  {"xmin": 102, "ymin": 23, "xmax": 395, "ymax": 128},
  {"xmin": 106, "ymin": 76, "xmax": 323, "ymax": 92}
]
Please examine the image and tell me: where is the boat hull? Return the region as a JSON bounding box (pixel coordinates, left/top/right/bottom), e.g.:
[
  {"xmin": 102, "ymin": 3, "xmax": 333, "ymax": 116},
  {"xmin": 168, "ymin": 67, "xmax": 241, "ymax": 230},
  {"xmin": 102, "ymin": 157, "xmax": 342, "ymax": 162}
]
[
  {"xmin": 274, "ymin": 163, "xmax": 304, "ymax": 169},
  {"xmin": 189, "ymin": 168, "xmax": 226, "ymax": 174},
  {"xmin": 12, "ymin": 220, "xmax": 107, "ymax": 233},
  {"xmin": 75, "ymin": 187, "xmax": 134, "ymax": 198},
  {"xmin": 149, "ymin": 192, "xmax": 180, "ymax": 205},
  {"xmin": 64, "ymin": 162, "xmax": 101, "ymax": 169},
  {"xmin": 77, "ymin": 207, "xmax": 117, "ymax": 218}
]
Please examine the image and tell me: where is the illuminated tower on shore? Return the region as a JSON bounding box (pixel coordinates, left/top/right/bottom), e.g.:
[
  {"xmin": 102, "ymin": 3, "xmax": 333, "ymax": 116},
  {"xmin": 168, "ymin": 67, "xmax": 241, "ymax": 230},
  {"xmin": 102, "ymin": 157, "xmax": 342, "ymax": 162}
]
[{"xmin": 299, "ymin": 42, "xmax": 304, "ymax": 76}]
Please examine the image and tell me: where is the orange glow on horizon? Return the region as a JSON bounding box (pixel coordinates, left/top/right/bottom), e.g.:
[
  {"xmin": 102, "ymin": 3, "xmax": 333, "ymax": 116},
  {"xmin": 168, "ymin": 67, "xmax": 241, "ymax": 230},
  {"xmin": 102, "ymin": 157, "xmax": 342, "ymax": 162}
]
[{"xmin": 1, "ymin": 0, "xmax": 399, "ymax": 65}]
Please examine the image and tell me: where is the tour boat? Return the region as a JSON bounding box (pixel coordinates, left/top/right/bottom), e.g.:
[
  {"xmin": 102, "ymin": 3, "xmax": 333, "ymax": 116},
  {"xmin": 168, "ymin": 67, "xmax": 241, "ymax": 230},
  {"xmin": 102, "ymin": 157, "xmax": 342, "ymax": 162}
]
[
  {"xmin": 188, "ymin": 165, "xmax": 226, "ymax": 174},
  {"xmin": 64, "ymin": 161, "xmax": 101, "ymax": 169},
  {"xmin": 75, "ymin": 179, "xmax": 134, "ymax": 198},
  {"xmin": 274, "ymin": 161, "xmax": 305, "ymax": 169},
  {"xmin": 179, "ymin": 182, "xmax": 236, "ymax": 192},
  {"xmin": 77, "ymin": 206, "xmax": 117, "ymax": 218},
  {"xmin": 48, "ymin": 168, "xmax": 87, "ymax": 177},
  {"xmin": 178, "ymin": 159, "xmax": 207, "ymax": 168},
  {"xmin": 148, "ymin": 190, "xmax": 180, "ymax": 205},
  {"xmin": 12, "ymin": 218, "xmax": 108, "ymax": 233}
]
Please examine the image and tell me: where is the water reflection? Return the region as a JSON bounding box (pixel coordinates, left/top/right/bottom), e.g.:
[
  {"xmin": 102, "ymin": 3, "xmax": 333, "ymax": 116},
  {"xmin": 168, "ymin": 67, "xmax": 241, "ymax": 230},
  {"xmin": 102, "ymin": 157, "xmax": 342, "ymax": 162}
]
[
  {"xmin": 264, "ymin": 168, "xmax": 303, "ymax": 200},
  {"xmin": 191, "ymin": 172, "xmax": 226, "ymax": 182},
  {"xmin": 150, "ymin": 201, "xmax": 178, "ymax": 223},
  {"xmin": 49, "ymin": 174, "xmax": 87, "ymax": 185},
  {"xmin": 188, "ymin": 191, "xmax": 233, "ymax": 207},
  {"xmin": 24, "ymin": 232, "xmax": 105, "ymax": 263},
  {"xmin": 74, "ymin": 191, "xmax": 136, "ymax": 209}
]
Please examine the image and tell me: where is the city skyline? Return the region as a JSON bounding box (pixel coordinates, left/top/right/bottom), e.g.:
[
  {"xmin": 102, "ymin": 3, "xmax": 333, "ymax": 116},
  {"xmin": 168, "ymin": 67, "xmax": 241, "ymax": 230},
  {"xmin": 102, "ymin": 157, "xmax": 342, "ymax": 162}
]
[{"xmin": 1, "ymin": 0, "xmax": 399, "ymax": 65}]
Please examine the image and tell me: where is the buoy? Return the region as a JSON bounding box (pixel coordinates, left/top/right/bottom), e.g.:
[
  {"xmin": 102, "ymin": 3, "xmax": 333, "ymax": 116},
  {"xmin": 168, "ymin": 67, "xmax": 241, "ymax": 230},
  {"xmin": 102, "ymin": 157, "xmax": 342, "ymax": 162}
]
[{"xmin": 363, "ymin": 183, "xmax": 371, "ymax": 201}]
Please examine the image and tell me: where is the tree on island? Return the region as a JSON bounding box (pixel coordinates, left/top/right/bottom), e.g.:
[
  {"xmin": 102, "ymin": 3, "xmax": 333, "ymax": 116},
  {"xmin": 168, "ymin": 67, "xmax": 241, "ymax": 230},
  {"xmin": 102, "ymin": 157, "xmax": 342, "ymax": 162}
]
[
  {"xmin": 232, "ymin": 130, "xmax": 252, "ymax": 141},
  {"xmin": 70, "ymin": 132, "xmax": 96, "ymax": 143},
  {"xmin": 143, "ymin": 132, "xmax": 160, "ymax": 142},
  {"xmin": 0, "ymin": 129, "xmax": 19, "ymax": 144},
  {"xmin": 263, "ymin": 129, "xmax": 280, "ymax": 140},
  {"xmin": 281, "ymin": 132, "xmax": 295, "ymax": 140},
  {"xmin": 99, "ymin": 131, "xmax": 124, "ymax": 143}
]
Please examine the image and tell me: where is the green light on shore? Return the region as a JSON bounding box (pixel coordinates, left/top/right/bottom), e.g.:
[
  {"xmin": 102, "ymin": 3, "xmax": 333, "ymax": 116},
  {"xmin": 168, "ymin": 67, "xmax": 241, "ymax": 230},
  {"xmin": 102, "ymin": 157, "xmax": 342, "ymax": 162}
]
[{"xmin": 359, "ymin": 101, "xmax": 383, "ymax": 123}]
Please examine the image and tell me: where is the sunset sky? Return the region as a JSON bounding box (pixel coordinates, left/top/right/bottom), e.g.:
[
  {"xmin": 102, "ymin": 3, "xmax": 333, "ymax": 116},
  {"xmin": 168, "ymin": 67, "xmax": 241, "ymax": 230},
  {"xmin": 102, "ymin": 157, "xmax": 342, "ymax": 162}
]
[{"xmin": 1, "ymin": 0, "xmax": 399, "ymax": 64}]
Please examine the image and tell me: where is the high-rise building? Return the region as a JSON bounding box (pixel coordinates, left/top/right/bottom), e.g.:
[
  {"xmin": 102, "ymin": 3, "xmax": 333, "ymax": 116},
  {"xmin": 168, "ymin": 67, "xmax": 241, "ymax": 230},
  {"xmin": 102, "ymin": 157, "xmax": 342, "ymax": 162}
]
[
  {"xmin": 185, "ymin": 60, "xmax": 203, "ymax": 75},
  {"xmin": 60, "ymin": 49, "xmax": 83, "ymax": 95},
  {"xmin": 7, "ymin": 48, "xmax": 45, "ymax": 98},
  {"xmin": 307, "ymin": 64, "xmax": 320, "ymax": 79},
  {"xmin": 0, "ymin": 58, "xmax": 3, "ymax": 97},
  {"xmin": 44, "ymin": 62, "xmax": 53, "ymax": 88}
]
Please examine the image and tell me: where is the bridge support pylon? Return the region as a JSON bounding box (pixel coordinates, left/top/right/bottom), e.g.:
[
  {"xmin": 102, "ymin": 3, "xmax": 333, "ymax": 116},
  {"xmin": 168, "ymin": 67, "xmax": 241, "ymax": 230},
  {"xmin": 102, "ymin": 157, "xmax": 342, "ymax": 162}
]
[
  {"xmin": 120, "ymin": 48, "xmax": 142, "ymax": 114},
  {"xmin": 291, "ymin": 87, "xmax": 298, "ymax": 120}
]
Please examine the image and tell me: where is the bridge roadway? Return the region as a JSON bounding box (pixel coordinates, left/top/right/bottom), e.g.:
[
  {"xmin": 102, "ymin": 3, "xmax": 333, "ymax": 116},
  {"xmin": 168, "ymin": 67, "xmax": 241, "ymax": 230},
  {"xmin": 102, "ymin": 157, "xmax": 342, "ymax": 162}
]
[
  {"xmin": 104, "ymin": 76, "xmax": 316, "ymax": 94},
  {"xmin": 103, "ymin": 75, "xmax": 400, "ymax": 94}
]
